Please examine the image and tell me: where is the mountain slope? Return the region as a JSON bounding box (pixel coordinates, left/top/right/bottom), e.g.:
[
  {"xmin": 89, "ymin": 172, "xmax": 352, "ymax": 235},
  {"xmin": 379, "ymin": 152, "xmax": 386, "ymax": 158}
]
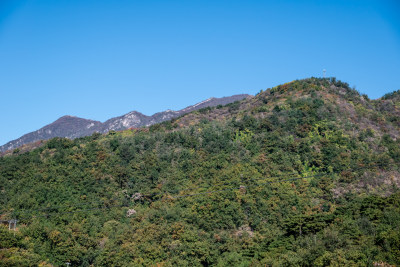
[
  {"xmin": 0, "ymin": 78, "xmax": 399, "ymax": 266},
  {"xmin": 0, "ymin": 94, "xmax": 249, "ymax": 152}
]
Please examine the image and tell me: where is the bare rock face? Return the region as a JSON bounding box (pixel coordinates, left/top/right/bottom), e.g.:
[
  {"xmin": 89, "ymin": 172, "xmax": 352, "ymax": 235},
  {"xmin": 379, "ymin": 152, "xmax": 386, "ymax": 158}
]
[
  {"xmin": 0, "ymin": 94, "xmax": 250, "ymax": 152},
  {"xmin": 98, "ymin": 111, "xmax": 150, "ymax": 133}
]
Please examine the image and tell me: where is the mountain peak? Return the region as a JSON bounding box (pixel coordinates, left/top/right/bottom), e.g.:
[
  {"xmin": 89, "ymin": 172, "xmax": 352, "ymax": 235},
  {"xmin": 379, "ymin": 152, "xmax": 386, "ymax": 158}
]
[
  {"xmin": 0, "ymin": 94, "xmax": 250, "ymax": 152},
  {"xmin": 54, "ymin": 115, "xmax": 91, "ymax": 123}
]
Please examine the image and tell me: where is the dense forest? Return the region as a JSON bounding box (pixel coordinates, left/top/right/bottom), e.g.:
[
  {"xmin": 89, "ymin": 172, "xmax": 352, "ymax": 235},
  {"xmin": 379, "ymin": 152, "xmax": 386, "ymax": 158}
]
[{"xmin": 1, "ymin": 78, "xmax": 399, "ymax": 266}]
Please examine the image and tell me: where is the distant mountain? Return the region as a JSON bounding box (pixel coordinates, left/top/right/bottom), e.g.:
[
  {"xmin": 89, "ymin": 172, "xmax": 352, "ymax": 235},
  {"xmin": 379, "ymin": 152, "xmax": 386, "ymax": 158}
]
[
  {"xmin": 0, "ymin": 116, "xmax": 102, "ymax": 153},
  {"xmin": 0, "ymin": 94, "xmax": 250, "ymax": 152},
  {"xmin": 97, "ymin": 94, "xmax": 250, "ymax": 133}
]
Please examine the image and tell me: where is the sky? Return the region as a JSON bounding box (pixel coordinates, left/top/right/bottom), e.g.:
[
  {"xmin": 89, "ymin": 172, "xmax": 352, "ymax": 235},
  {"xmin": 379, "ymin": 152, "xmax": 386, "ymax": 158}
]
[{"xmin": 0, "ymin": 0, "xmax": 399, "ymax": 145}]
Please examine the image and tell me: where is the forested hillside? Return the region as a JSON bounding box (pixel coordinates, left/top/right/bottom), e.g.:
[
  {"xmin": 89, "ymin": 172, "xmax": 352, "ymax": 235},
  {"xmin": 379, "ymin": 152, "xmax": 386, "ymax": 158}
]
[{"xmin": 1, "ymin": 78, "xmax": 399, "ymax": 266}]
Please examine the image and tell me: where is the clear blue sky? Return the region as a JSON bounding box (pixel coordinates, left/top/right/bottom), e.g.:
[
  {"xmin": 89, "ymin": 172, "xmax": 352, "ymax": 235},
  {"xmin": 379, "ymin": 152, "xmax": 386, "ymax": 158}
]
[{"xmin": 0, "ymin": 0, "xmax": 399, "ymax": 145}]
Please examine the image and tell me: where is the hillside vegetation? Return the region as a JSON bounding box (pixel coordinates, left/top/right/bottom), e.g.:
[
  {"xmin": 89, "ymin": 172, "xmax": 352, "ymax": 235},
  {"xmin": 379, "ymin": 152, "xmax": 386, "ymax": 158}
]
[{"xmin": 1, "ymin": 78, "xmax": 399, "ymax": 266}]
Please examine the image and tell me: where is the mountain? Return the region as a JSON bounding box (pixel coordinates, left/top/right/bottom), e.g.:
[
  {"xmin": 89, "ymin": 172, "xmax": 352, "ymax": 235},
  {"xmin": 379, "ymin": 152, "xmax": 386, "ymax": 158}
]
[
  {"xmin": 0, "ymin": 116, "xmax": 102, "ymax": 153},
  {"xmin": 96, "ymin": 94, "xmax": 250, "ymax": 133},
  {"xmin": 1, "ymin": 78, "xmax": 399, "ymax": 266},
  {"xmin": 0, "ymin": 94, "xmax": 250, "ymax": 152}
]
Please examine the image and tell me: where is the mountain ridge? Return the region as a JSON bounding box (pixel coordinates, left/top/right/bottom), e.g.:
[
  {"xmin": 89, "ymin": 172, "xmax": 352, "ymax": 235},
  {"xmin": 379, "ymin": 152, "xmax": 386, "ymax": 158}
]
[{"xmin": 0, "ymin": 94, "xmax": 250, "ymax": 152}]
